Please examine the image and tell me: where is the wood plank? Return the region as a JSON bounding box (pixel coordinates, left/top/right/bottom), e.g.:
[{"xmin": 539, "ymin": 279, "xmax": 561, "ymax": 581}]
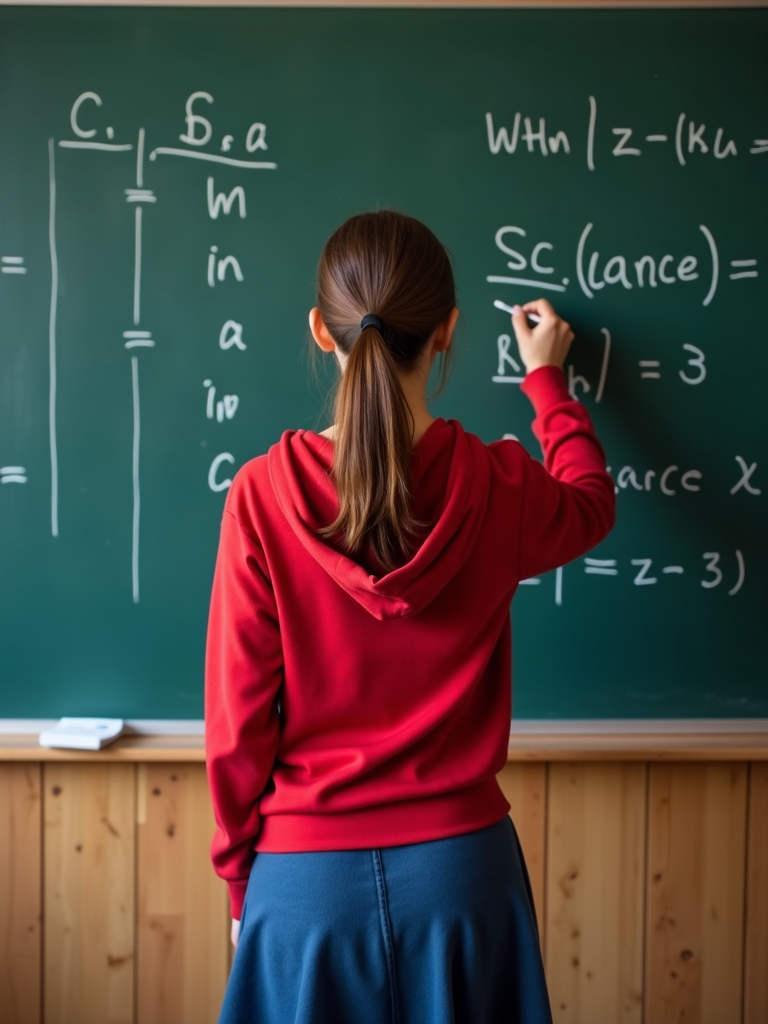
[
  {"xmin": 745, "ymin": 762, "xmax": 768, "ymax": 1024},
  {"xmin": 496, "ymin": 762, "xmax": 547, "ymax": 939},
  {"xmin": 0, "ymin": 763, "xmax": 42, "ymax": 1024},
  {"xmin": 137, "ymin": 763, "xmax": 229, "ymax": 1024},
  {"xmin": 646, "ymin": 762, "xmax": 748, "ymax": 1024},
  {"xmin": 545, "ymin": 762, "xmax": 646, "ymax": 1024},
  {"xmin": 43, "ymin": 763, "xmax": 135, "ymax": 1024}
]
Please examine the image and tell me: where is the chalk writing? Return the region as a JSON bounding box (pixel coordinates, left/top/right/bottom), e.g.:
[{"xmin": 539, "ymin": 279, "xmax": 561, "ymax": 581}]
[
  {"xmin": 571, "ymin": 550, "xmax": 745, "ymax": 596},
  {"xmin": 488, "ymin": 222, "xmax": 756, "ymax": 311},
  {"xmin": 207, "ymin": 177, "xmax": 246, "ymax": 220},
  {"xmin": 208, "ymin": 452, "xmax": 235, "ymax": 493},
  {"xmin": 45, "ymin": 88, "xmax": 274, "ymax": 600},
  {"xmin": 203, "ymin": 380, "xmax": 240, "ymax": 422},
  {"xmin": 485, "ymin": 97, "xmax": 764, "ymax": 169},
  {"xmin": 219, "ymin": 320, "xmax": 246, "ymax": 351},
  {"xmin": 0, "ymin": 466, "xmax": 27, "ymax": 484},
  {"xmin": 730, "ymin": 457, "xmax": 761, "ymax": 496},
  {"xmin": 1, "ymin": 256, "xmax": 26, "ymax": 275}
]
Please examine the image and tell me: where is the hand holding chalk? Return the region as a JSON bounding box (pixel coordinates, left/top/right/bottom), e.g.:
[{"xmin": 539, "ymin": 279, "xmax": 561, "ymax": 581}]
[
  {"xmin": 494, "ymin": 299, "xmax": 541, "ymax": 326},
  {"xmin": 507, "ymin": 298, "xmax": 574, "ymax": 374}
]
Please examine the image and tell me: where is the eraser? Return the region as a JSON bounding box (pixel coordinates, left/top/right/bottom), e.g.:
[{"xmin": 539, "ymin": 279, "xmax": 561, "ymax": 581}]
[{"xmin": 38, "ymin": 717, "xmax": 125, "ymax": 751}]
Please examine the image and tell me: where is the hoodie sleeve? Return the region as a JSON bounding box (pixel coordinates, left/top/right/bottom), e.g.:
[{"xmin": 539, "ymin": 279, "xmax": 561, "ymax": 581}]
[
  {"xmin": 517, "ymin": 365, "xmax": 616, "ymax": 581},
  {"xmin": 205, "ymin": 504, "xmax": 283, "ymax": 921}
]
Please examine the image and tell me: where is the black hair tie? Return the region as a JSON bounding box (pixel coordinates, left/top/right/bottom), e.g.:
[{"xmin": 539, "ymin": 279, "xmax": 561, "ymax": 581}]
[{"xmin": 360, "ymin": 313, "xmax": 384, "ymax": 334}]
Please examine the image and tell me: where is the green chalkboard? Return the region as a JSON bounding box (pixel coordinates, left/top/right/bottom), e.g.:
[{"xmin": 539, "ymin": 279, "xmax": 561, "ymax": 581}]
[{"xmin": 0, "ymin": 6, "xmax": 766, "ymax": 720}]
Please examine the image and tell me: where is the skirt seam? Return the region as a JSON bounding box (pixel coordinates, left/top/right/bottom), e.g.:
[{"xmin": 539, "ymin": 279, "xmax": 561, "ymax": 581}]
[{"xmin": 371, "ymin": 848, "xmax": 401, "ymax": 1024}]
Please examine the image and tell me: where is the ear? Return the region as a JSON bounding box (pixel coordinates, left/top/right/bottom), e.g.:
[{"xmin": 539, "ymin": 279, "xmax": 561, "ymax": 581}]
[
  {"xmin": 309, "ymin": 307, "xmax": 337, "ymax": 354},
  {"xmin": 432, "ymin": 307, "xmax": 460, "ymax": 353}
]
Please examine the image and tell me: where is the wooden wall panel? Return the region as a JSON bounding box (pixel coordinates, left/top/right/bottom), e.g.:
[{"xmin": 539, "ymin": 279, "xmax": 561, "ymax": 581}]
[
  {"xmin": 0, "ymin": 763, "xmax": 41, "ymax": 1024},
  {"xmin": 496, "ymin": 762, "xmax": 547, "ymax": 937},
  {"xmin": 745, "ymin": 762, "xmax": 768, "ymax": 1024},
  {"xmin": 545, "ymin": 763, "xmax": 646, "ymax": 1024},
  {"xmin": 646, "ymin": 763, "xmax": 748, "ymax": 1024},
  {"xmin": 3, "ymin": 753, "xmax": 764, "ymax": 1023},
  {"xmin": 43, "ymin": 763, "xmax": 135, "ymax": 1024},
  {"xmin": 137, "ymin": 763, "xmax": 229, "ymax": 1024}
]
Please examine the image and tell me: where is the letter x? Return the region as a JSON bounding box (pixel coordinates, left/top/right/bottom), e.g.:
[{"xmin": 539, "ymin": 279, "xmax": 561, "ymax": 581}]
[{"xmin": 730, "ymin": 456, "xmax": 761, "ymax": 496}]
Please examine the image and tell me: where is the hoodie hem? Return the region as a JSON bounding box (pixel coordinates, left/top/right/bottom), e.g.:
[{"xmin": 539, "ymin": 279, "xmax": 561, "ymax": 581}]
[{"xmin": 253, "ymin": 780, "xmax": 510, "ymax": 853}]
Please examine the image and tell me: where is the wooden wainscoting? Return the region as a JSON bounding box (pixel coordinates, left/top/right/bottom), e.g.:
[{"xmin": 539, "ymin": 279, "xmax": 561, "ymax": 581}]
[{"xmin": 1, "ymin": 754, "xmax": 768, "ymax": 1024}]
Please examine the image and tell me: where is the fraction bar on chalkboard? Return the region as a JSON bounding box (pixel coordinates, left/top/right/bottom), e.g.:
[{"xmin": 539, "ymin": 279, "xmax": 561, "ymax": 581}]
[
  {"xmin": 487, "ymin": 275, "xmax": 566, "ymax": 293},
  {"xmin": 148, "ymin": 147, "xmax": 276, "ymax": 170}
]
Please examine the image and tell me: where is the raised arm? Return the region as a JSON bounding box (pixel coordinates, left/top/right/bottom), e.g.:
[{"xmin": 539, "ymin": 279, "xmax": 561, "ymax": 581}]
[{"xmin": 510, "ymin": 301, "xmax": 616, "ymax": 580}]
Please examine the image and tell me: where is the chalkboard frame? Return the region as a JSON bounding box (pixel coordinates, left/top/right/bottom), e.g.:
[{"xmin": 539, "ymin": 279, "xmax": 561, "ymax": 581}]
[{"xmin": 3, "ymin": 0, "xmax": 768, "ymax": 10}]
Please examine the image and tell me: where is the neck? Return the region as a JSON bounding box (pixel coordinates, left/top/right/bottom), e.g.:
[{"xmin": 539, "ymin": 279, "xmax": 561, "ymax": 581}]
[{"xmin": 399, "ymin": 374, "xmax": 435, "ymax": 445}]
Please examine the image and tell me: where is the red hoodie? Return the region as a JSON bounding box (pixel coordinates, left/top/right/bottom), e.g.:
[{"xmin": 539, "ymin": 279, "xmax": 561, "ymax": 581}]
[{"xmin": 205, "ymin": 366, "xmax": 615, "ymax": 918}]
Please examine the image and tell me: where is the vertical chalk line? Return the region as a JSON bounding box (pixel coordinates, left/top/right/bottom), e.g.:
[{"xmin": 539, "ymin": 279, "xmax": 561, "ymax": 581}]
[
  {"xmin": 48, "ymin": 139, "xmax": 59, "ymax": 537},
  {"xmin": 595, "ymin": 327, "xmax": 611, "ymax": 403},
  {"xmin": 133, "ymin": 205, "xmax": 142, "ymax": 325},
  {"xmin": 131, "ymin": 355, "xmax": 140, "ymax": 604},
  {"xmin": 587, "ymin": 96, "xmax": 597, "ymax": 172},
  {"xmin": 136, "ymin": 127, "xmax": 145, "ymax": 188},
  {"xmin": 555, "ymin": 566, "xmax": 563, "ymax": 606}
]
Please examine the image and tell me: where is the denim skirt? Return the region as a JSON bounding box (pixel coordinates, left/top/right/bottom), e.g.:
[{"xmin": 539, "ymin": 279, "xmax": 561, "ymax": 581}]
[{"xmin": 218, "ymin": 816, "xmax": 552, "ymax": 1024}]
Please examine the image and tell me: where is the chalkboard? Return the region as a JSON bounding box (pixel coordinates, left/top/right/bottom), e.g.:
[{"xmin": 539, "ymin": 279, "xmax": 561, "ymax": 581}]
[{"xmin": 0, "ymin": 6, "xmax": 766, "ymax": 720}]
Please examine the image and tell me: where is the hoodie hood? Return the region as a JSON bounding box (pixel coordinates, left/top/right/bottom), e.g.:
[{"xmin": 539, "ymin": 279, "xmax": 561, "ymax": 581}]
[{"xmin": 267, "ymin": 418, "xmax": 490, "ymax": 621}]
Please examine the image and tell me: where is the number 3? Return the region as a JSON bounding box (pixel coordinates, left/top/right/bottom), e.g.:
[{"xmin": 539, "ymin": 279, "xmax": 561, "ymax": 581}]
[
  {"xmin": 680, "ymin": 344, "xmax": 706, "ymax": 385},
  {"xmin": 701, "ymin": 552, "xmax": 722, "ymax": 588}
]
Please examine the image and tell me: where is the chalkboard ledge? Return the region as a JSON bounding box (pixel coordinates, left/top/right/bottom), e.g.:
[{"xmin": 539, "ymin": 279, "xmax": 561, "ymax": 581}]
[
  {"xmin": 0, "ymin": 719, "xmax": 766, "ymax": 761},
  {"xmin": 0, "ymin": 732, "xmax": 205, "ymax": 762},
  {"xmin": 506, "ymin": 719, "xmax": 768, "ymax": 761}
]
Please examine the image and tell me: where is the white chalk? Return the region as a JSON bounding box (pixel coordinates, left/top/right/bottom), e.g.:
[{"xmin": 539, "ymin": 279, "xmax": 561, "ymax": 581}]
[{"xmin": 493, "ymin": 299, "xmax": 541, "ymax": 324}]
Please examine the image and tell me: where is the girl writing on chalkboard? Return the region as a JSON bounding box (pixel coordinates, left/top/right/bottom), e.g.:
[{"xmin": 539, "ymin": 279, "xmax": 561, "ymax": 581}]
[{"xmin": 206, "ymin": 210, "xmax": 614, "ymax": 1023}]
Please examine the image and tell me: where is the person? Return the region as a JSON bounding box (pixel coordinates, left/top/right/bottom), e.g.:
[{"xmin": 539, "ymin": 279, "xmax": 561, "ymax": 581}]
[{"xmin": 205, "ymin": 210, "xmax": 615, "ymax": 1024}]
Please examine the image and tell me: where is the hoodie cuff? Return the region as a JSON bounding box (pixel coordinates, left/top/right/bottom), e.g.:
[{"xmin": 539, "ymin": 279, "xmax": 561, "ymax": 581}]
[
  {"xmin": 229, "ymin": 881, "xmax": 248, "ymax": 922},
  {"xmin": 520, "ymin": 365, "xmax": 571, "ymax": 413}
]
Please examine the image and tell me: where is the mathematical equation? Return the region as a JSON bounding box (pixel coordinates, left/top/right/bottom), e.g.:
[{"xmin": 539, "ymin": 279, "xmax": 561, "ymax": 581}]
[
  {"xmin": 486, "ymin": 221, "xmax": 757, "ymax": 308},
  {"xmin": 1, "ymin": 84, "xmax": 764, "ymax": 613},
  {"xmin": 521, "ymin": 549, "xmax": 747, "ymax": 605},
  {"xmin": 494, "ymin": 330, "xmax": 709, "ymax": 397},
  {"xmin": 0, "ymin": 90, "xmax": 275, "ymax": 602},
  {"xmin": 486, "ymin": 98, "xmax": 767, "ymax": 167}
]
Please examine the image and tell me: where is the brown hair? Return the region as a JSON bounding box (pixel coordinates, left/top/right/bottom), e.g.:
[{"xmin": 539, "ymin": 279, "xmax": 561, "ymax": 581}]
[{"xmin": 315, "ymin": 210, "xmax": 456, "ymax": 573}]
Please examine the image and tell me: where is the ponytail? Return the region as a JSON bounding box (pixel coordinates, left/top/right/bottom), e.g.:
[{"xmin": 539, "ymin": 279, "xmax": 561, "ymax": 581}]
[
  {"xmin": 315, "ymin": 211, "xmax": 456, "ymax": 573},
  {"xmin": 319, "ymin": 324, "xmax": 421, "ymax": 572}
]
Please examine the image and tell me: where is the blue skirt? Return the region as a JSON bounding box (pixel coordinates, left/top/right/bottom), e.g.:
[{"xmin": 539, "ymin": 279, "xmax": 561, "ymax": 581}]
[{"xmin": 219, "ymin": 816, "xmax": 552, "ymax": 1024}]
